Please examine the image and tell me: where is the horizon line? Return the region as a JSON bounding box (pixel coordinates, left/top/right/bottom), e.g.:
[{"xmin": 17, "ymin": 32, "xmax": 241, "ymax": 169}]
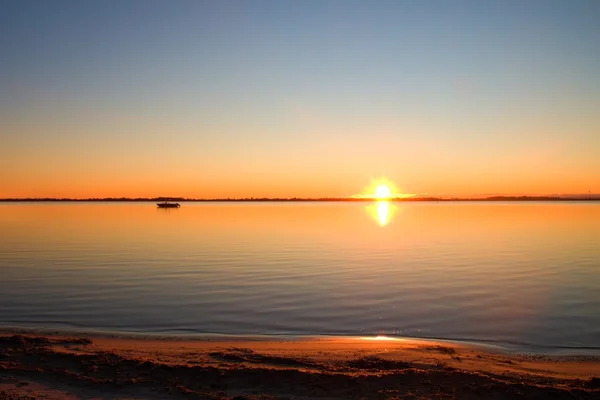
[{"xmin": 1, "ymin": 195, "xmax": 600, "ymax": 202}]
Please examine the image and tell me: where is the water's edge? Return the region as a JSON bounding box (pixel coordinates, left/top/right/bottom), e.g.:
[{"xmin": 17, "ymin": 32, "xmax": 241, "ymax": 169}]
[{"xmin": 2, "ymin": 323, "xmax": 600, "ymax": 357}]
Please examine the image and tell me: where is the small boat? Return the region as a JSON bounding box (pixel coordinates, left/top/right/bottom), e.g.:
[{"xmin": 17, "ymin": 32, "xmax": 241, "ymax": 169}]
[{"xmin": 157, "ymin": 201, "xmax": 180, "ymax": 208}]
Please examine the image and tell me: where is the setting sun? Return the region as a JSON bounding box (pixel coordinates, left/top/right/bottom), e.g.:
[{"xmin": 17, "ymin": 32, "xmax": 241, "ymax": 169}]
[
  {"xmin": 355, "ymin": 178, "xmax": 407, "ymax": 200},
  {"xmin": 374, "ymin": 184, "xmax": 392, "ymax": 199}
]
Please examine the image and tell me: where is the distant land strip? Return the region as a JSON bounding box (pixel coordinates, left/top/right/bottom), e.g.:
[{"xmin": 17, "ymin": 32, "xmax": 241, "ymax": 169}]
[{"xmin": 1, "ymin": 196, "xmax": 600, "ymax": 202}]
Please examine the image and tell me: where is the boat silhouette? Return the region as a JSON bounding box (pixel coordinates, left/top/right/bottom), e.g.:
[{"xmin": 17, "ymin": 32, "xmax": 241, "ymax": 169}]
[{"xmin": 157, "ymin": 201, "xmax": 180, "ymax": 208}]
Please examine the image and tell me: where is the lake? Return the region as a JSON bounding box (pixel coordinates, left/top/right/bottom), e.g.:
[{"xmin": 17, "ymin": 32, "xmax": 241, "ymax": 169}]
[{"xmin": 1, "ymin": 202, "xmax": 599, "ymax": 352}]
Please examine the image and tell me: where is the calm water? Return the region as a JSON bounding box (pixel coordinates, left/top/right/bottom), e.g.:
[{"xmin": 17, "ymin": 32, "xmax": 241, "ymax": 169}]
[{"xmin": 1, "ymin": 202, "xmax": 599, "ymax": 351}]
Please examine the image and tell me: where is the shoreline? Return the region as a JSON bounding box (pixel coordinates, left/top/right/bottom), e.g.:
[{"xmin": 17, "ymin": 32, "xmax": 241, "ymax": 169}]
[
  {"xmin": 1, "ymin": 330, "xmax": 599, "ymax": 399},
  {"xmin": 2, "ymin": 325, "xmax": 600, "ymax": 357}
]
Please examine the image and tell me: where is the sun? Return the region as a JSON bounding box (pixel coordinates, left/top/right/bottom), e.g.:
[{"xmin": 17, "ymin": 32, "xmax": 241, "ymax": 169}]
[
  {"xmin": 374, "ymin": 184, "xmax": 392, "ymax": 199},
  {"xmin": 353, "ymin": 177, "xmax": 413, "ymax": 200}
]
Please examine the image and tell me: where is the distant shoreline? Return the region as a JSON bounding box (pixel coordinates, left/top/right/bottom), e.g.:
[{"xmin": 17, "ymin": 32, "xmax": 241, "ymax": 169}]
[{"xmin": 1, "ymin": 196, "xmax": 599, "ymax": 202}]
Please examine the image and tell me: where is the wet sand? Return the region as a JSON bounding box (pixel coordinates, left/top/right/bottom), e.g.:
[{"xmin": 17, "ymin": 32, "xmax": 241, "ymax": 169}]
[{"xmin": 1, "ymin": 332, "xmax": 599, "ymax": 399}]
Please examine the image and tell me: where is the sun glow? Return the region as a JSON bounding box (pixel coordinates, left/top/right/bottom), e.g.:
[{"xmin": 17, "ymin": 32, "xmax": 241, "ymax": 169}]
[
  {"xmin": 356, "ymin": 177, "xmax": 409, "ymax": 200},
  {"xmin": 374, "ymin": 184, "xmax": 392, "ymax": 199},
  {"xmin": 357, "ymin": 178, "xmax": 407, "ymax": 227},
  {"xmin": 361, "ymin": 335, "xmax": 401, "ymax": 341}
]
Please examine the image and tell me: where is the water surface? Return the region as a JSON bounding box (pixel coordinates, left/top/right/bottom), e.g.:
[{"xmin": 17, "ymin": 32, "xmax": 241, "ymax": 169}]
[{"xmin": 1, "ymin": 202, "xmax": 599, "ymax": 351}]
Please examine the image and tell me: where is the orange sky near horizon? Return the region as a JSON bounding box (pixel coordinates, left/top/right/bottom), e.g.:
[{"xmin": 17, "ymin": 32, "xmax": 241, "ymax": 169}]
[
  {"xmin": 2, "ymin": 104, "xmax": 598, "ymax": 198},
  {"xmin": 2, "ymin": 147, "xmax": 598, "ymax": 199}
]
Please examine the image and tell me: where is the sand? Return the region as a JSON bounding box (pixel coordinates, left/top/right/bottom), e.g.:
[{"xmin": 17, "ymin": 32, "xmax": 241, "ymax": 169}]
[{"xmin": 1, "ymin": 332, "xmax": 599, "ymax": 399}]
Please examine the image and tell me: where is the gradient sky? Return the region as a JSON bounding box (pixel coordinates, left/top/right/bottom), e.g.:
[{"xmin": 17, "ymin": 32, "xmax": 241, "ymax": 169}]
[{"xmin": 1, "ymin": 0, "xmax": 599, "ymax": 198}]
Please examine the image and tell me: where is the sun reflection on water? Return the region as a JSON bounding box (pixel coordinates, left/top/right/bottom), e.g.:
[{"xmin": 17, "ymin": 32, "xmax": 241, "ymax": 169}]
[
  {"xmin": 366, "ymin": 200, "xmax": 399, "ymax": 227},
  {"xmin": 361, "ymin": 335, "xmax": 400, "ymax": 341}
]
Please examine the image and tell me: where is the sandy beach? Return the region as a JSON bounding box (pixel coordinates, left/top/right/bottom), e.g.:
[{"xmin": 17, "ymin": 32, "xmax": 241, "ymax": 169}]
[{"xmin": 0, "ymin": 332, "xmax": 599, "ymax": 399}]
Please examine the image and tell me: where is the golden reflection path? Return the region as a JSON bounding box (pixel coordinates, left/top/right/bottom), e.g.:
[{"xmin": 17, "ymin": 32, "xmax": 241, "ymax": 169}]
[{"xmin": 366, "ymin": 200, "xmax": 400, "ymax": 227}]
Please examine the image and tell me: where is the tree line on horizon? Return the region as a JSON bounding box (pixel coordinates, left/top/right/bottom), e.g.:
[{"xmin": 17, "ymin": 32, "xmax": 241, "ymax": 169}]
[{"xmin": 1, "ymin": 195, "xmax": 599, "ymax": 202}]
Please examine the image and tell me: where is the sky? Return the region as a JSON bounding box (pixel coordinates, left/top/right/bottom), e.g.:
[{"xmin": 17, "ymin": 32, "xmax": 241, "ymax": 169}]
[{"xmin": 1, "ymin": 0, "xmax": 599, "ymax": 198}]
